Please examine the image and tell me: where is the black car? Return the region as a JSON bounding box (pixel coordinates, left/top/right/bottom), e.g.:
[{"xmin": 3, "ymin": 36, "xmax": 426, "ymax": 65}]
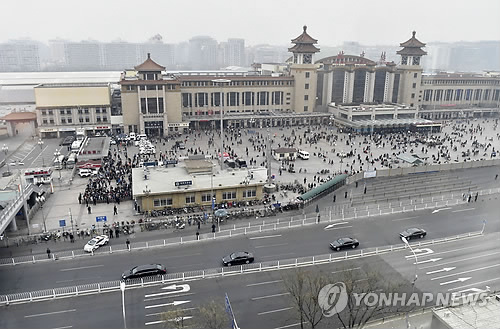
[
  {"xmin": 121, "ymin": 264, "xmax": 166, "ymax": 280},
  {"xmin": 400, "ymin": 228, "xmax": 427, "ymax": 240},
  {"xmin": 222, "ymin": 251, "xmax": 254, "ymax": 266},
  {"xmin": 330, "ymin": 237, "xmax": 360, "ymax": 251}
]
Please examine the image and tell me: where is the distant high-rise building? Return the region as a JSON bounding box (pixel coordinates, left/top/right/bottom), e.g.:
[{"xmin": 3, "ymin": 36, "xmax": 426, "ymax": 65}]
[
  {"xmin": 48, "ymin": 38, "xmax": 68, "ymax": 66},
  {"xmin": 101, "ymin": 40, "xmax": 138, "ymax": 70},
  {"xmin": 188, "ymin": 36, "xmax": 218, "ymax": 69},
  {"xmin": 0, "ymin": 40, "xmax": 40, "ymax": 72},
  {"xmin": 64, "ymin": 41, "xmax": 101, "ymax": 70},
  {"xmin": 249, "ymin": 45, "xmax": 289, "ymax": 64},
  {"xmin": 139, "ymin": 35, "xmax": 175, "ymax": 69},
  {"xmin": 223, "ymin": 38, "xmax": 245, "ymax": 67}
]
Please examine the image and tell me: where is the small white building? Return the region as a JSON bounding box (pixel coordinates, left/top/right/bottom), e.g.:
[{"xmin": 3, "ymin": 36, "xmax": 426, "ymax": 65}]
[{"xmin": 273, "ymin": 147, "xmax": 297, "ymax": 161}]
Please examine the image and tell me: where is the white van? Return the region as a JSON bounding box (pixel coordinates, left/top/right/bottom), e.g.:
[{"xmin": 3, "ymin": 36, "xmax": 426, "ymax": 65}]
[
  {"xmin": 137, "ymin": 134, "xmax": 148, "ymax": 141},
  {"xmin": 297, "ymin": 150, "xmax": 310, "ymax": 160},
  {"xmin": 128, "ymin": 132, "xmax": 136, "ymax": 141}
]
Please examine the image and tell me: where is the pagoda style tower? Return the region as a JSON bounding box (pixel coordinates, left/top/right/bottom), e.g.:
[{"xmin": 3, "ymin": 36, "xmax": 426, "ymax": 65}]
[
  {"xmin": 289, "ymin": 25, "xmax": 320, "ymax": 113},
  {"xmin": 395, "ymin": 31, "xmax": 427, "ymax": 107}
]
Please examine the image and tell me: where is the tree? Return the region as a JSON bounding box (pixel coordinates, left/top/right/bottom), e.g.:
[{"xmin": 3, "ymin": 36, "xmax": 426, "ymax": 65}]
[
  {"xmin": 197, "ymin": 301, "xmax": 227, "ymax": 329},
  {"xmin": 282, "ymin": 268, "xmax": 329, "ymax": 329},
  {"xmin": 160, "ymin": 307, "xmax": 190, "ymax": 329}
]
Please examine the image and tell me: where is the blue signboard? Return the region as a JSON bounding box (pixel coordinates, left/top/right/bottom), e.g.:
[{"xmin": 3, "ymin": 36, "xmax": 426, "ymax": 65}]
[
  {"xmin": 211, "ymin": 197, "xmax": 215, "ymax": 210},
  {"xmin": 96, "ymin": 216, "xmax": 107, "ymax": 222},
  {"xmin": 175, "ymin": 180, "xmax": 193, "ymax": 187},
  {"xmin": 59, "ymin": 220, "xmax": 66, "ymax": 227}
]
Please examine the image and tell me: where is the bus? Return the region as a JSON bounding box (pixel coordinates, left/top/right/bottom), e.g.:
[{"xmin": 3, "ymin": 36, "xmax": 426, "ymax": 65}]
[
  {"xmin": 66, "ymin": 153, "xmax": 77, "ymax": 169},
  {"xmin": 24, "ymin": 168, "xmax": 53, "ymax": 185}
]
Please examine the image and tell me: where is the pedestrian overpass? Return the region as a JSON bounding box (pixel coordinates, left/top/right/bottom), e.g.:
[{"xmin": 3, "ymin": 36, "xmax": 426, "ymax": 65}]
[{"xmin": 0, "ymin": 183, "xmax": 43, "ymax": 235}]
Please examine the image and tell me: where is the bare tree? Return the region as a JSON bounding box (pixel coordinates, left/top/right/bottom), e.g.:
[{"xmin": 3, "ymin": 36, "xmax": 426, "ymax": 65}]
[
  {"xmin": 282, "ymin": 268, "xmax": 329, "ymax": 329},
  {"xmin": 197, "ymin": 301, "xmax": 227, "ymax": 329},
  {"xmin": 160, "ymin": 307, "xmax": 190, "ymax": 329},
  {"xmin": 331, "ymin": 264, "xmax": 409, "ymax": 329}
]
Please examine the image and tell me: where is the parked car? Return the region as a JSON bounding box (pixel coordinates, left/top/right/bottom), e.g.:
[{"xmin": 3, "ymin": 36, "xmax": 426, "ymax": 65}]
[
  {"xmin": 78, "ymin": 168, "xmax": 92, "ymax": 178},
  {"xmin": 330, "ymin": 237, "xmax": 359, "ymax": 251},
  {"xmin": 222, "ymin": 251, "xmax": 254, "ymax": 266},
  {"xmin": 83, "ymin": 235, "xmax": 109, "ymax": 252},
  {"xmin": 121, "ymin": 264, "xmax": 167, "ymax": 280},
  {"xmin": 400, "ymin": 228, "xmax": 427, "ymax": 240}
]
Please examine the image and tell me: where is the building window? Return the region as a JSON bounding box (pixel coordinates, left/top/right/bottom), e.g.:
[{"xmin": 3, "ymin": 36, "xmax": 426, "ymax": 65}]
[
  {"xmin": 304, "ymin": 95, "xmax": 309, "ymax": 101},
  {"xmin": 95, "ymin": 108, "xmax": 100, "ymax": 113},
  {"xmin": 96, "ymin": 117, "xmax": 101, "ymax": 122},
  {"xmin": 304, "ymin": 106, "xmax": 309, "ymax": 112},
  {"xmin": 41, "ymin": 110, "xmax": 47, "ymax": 116},
  {"xmin": 84, "ymin": 109, "xmax": 89, "ymax": 114},
  {"xmin": 414, "ymin": 73, "xmax": 418, "ymax": 78},
  {"xmin": 305, "ymin": 72, "xmax": 310, "ymax": 78},
  {"xmin": 146, "ymin": 85, "xmax": 157, "ymax": 90},
  {"xmin": 201, "ymin": 193, "xmax": 214, "ymax": 202},
  {"xmin": 42, "ymin": 119, "xmax": 47, "ymax": 124},
  {"xmin": 412, "ymin": 83, "xmax": 416, "ymax": 88},
  {"xmin": 59, "ymin": 109, "xmax": 65, "ymax": 115},
  {"xmin": 85, "ymin": 117, "xmax": 90, "ymax": 123},
  {"xmin": 182, "ymin": 93, "xmax": 192, "ymax": 107},
  {"xmin": 243, "ymin": 92, "xmax": 254, "ymax": 106},
  {"xmin": 153, "ymin": 199, "xmax": 161, "ymax": 207},
  {"xmin": 48, "ymin": 110, "xmax": 53, "ymax": 115},
  {"xmin": 257, "ymin": 92, "xmax": 269, "ymax": 105},
  {"xmin": 49, "ymin": 119, "xmax": 54, "ymax": 124},
  {"xmin": 227, "ymin": 92, "xmax": 239, "ymax": 106},
  {"xmin": 242, "ymin": 189, "xmax": 256, "ymax": 198},
  {"xmin": 185, "ymin": 195, "xmax": 195, "ymax": 204},
  {"xmin": 61, "ymin": 118, "xmax": 66, "ymax": 124},
  {"xmin": 79, "ymin": 117, "xmax": 84, "ymax": 123},
  {"xmin": 222, "ymin": 191, "xmax": 236, "ymax": 200},
  {"xmin": 305, "ymin": 83, "xmax": 310, "ymax": 90},
  {"xmin": 411, "ymin": 93, "xmax": 415, "ymax": 99},
  {"xmin": 78, "ymin": 109, "xmax": 83, "ymax": 114},
  {"xmin": 67, "ymin": 118, "xmax": 72, "ymax": 123},
  {"xmin": 102, "ymin": 117, "xmax": 108, "ymax": 122},
  {"xmin": 66, "ymin": 109, "xmax": 72, "ymax": 114}
]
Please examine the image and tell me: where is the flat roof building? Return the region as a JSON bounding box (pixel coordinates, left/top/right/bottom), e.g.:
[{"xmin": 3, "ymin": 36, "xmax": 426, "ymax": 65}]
[{"xmin": 132, "ymin": 161, "xmax": 267, "ymax": 212}]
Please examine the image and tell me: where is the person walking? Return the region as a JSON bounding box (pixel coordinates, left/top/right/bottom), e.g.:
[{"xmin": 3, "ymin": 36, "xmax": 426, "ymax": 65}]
[
  {"xmin": 196, "ymin": 231, "xmax": 200, "ymax": 240},
  {"xmin": 46, "ymin": 248, "xmax": 51, "ymax": 259},
  {"xmin": 88, "ymin": 206, "xmax": 92, "ymax": 214},
  {"xmin": 197, "ymin": 221, "xmax": 201, "ymax": 230},
  {"xmin": 126, "ymin": 238, "xmax": 130, "ymax": 251},
  {"xmin": 113, "ymin": 205, "xmax": 118, "ymax": 215},
  {"xmin": 115, "ymin": 228, "xmax": 120, "ymax": 238},
  {"xmin": 475, "ymin": 192, "xmax": 478, "ymax": 202}
]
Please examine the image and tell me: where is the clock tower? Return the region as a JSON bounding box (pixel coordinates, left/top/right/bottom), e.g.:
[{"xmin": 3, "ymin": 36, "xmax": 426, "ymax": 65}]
[
  {"xmin": 395, "ymin": 31, "xmax": 427, "ymax": 107},
  {"xmin": 289, "ymin": 25, "xmax": 320, "ymax": 113}
]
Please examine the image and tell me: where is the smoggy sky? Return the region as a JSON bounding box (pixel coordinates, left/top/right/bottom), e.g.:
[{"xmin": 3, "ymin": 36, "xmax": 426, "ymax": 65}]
[{"xmin": 2, "ymin": 0, "xmax": 500, "ymax": 46}]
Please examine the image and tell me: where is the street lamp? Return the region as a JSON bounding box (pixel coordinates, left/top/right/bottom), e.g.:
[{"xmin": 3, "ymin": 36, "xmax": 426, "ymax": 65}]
[
  {"xmin": 120, "ymin": 281, "xmax": 127, "ymax": 329},
  {"xmin": 69, "ymin": 208, "xmax": 75, "ymax": 233},
  {"xmin": 36, "ymin": 194, "xmax": 47, "ymax": 232},
  {"xmin": 211, "ymin": 78, "xmax": 231, "ymax": 170},
  {"xmin": 143, "ymin": 184, "xmax": 151, "ymax": 216},
  {"xmin": 38, "ymin": 139, "xmax": 44, "ymax": 149},
  {"xmin": 401, "ymin": 236, "xmax": 418, "ymax": 329}
]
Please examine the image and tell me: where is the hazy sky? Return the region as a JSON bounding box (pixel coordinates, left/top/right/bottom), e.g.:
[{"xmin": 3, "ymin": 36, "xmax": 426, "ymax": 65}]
[{"xmin": 2, "ymin": 0, "xmax": 500, "ymax": 46}]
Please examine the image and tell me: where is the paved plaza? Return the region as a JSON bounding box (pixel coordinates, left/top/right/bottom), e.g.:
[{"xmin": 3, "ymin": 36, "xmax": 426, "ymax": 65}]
[{"xmin": 2, "ymin": 117, "xmax": 500, "ymax": 237}]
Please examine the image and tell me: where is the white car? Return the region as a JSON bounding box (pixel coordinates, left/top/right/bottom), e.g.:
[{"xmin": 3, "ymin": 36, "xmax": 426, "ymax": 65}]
[{"xmin": 83, "ymin": 235, "xmax": 109, "ymax": 252}]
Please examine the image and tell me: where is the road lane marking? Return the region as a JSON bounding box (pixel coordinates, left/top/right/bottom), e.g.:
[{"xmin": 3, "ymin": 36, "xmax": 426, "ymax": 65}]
[
  {"xmin": 145, "ymin": 317, "xmax": 192, "ymax": 326},
  {"xmin": 414, "ymin": 258, "xmax": 441, "ymax": 265},
  {"xmin": 332, "ymin": 267, "xmax": 361, "ymax": 274},
  {"xmin": 247, "ymin": 280, "xmax": 283, "ymax": 287},
  {"xmin": 391, "ymin": 216, "xmax": 418, "ymax": 222},
  {"xmin": 405, "ymin": 248, "xmax": 433, "ymax": 258},
  {"xmin": 324, "ymin": 222, "xmax": 350, "ymax": 229},
  {"xmin": 32, "ymin": 145, "xmax": 49, "ymax": 164},
  {"xmin": 322, "ymin": 225, "xmax": 353, "ymax": 230},
  {"xmin": 258, "ymin": 307, "xmax": 293, "ymax": 315},
  {"xmin": 432, "ymin": 207, "xmax": 452, "ymax": 214},
  {"xmin": 50, "ymin": 326, "xmax": 72, "ymax": 329},
  {"xmin": 21, "ymin": 145, "xmax": 37, "ymax": 161},
  {"xmin": 25, "ymin": 309, "xmax": 76, "ymax": 318},
  {"xmin": 250, "ymin": 235, "xmax": 282, "ymax": 240},
  {"xmin": 274, "ymin": 322, "xmax": 305, "ymax": 329},
  {"xmin": 426, "ymin": 267, "xmax": 456, "ymax": 275},
  {"xmin": 251, "ymin": 292, "xmax": 290, "ymax": 300},
  {"xmin": 431, "ymin": 263, "xmax": 500, "ymax": 281},
  {"xmin": 448, "ymin": 277, "xmax": 500, "ymax": 291},
  {"xmin": 452, "ymin": 208, "xmax": 475, "ymax": 213},
  {"xmin": 420, "ymin": 250, "xmax": 500, "ymax": 269},
  {"xmin": 440, "ymin": 277, "xmax": 471, "ymax": 286},
  {"xmin": 255, "ymin": 243, "xmax": 289, "ymax": 249},
  {"xmin": 145, "ymin": 284, "xmax": 190, "ymax": 298},
  {"xmin": 145, "ymin": 300, "xmax": 190, "ymax": 309},
  {"xmin": 145, "ymin": 308, "xmax": 196, "ymax": 317},
  {"xmin": 60, "ymin": 265, "xmax": 104, "ymax": 271},
  {"xmin": 144, "ymin": 292, "xmax": 195, "ymax": 302}
]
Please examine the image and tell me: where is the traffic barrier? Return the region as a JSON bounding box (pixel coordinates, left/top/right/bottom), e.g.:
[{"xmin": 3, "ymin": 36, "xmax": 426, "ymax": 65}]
[{"xmin": 0, "ymin": 230, "xmax": 483, "ymax": 306}]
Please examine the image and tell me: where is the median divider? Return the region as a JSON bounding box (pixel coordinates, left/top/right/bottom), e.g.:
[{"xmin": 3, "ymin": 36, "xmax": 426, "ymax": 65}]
[{"xmin": 0, "ymin": 231, "xmax": 483, "ymax": 306}]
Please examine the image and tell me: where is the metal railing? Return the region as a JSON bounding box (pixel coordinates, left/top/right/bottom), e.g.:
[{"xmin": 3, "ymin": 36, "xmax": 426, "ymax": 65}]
[
  {"xmin": 0, "ymin": 231, "xmax": 483, "ymax": 306},
  {"xmin": 0, "ymin": 184, "xmax": 36, "ymax": 234},
  {"xmin": 2, "ymin": 186, "xmax": 499, "ymax": 265}
]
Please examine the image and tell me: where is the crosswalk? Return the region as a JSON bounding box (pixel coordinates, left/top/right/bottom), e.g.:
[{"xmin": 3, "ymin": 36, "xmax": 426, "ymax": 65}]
[{"xmin": 143, "ymin": 283, "xmax": 195, "ymax": 327}]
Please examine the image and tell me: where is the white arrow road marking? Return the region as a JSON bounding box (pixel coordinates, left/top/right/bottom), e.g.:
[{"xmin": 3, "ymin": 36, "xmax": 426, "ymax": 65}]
[
  {"xmin": 145, "ymin": 316, "xmax": 193, "ymax": 326},
  {"xmin": 324, "ymin": 222, "xmax": 349, "ymax": 230},
  {"xmin": 426, "ymin": 267, "xmax": 456, "ymax": 275},
  {"xmin": 414, "ymin": 258, "xmax": 442, "ymax": 265},
  {"xmin": 145, "ymin": 300, "xmax": 191, "ymax": 309},
  {"xmin": 432, "ymin": 207, "xmax": 452, "ymax": 214},
  {"xmin": 456, "ymin": 288, "xmax": 487, "ymax": 294},
  {"xmin": 405, "ymin": 248, "xmax": 434, "ymax": 258},
  {"xmin": 440, "ymin": 277, "xmax": 472, "ymax": 286},
  {"xmin": 431, "ymin": 263, "xmax": 500, "ymax": 281},
  {"xmin": 145, "ymin": 284, "xmax": 191, "ymax": 298}
]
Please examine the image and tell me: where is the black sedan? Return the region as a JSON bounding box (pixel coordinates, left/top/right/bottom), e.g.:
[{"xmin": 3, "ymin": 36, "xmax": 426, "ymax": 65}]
[
  {"xmin": 400, "ymin": 228, "xmax": 427, "ymax": 240},
  {"xmin": 330, "ymin": 237, "xmax": 359, "ymax": 251},
  {"xmin": 222, "ymin": 251, "xmax": 254, "ymax": 266},
  {"xmin": 121, "ymin": 264, "xmax": 166, "ymax": 280}
]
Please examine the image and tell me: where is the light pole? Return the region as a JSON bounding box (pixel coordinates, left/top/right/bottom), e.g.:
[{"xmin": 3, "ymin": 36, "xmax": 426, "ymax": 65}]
[
  {"xmin": 120, "ymin": 281, "xmax": 127, "ymax": 329},
  {"xmin": 212, "ymin": 79, "xmax": 231, "ymax": 170},
  {"xmin": 54, "ymin": 149, "xmax": 62, "ymax": 180},
  {"xmin": 36, "ymin": 194, "xmax": 47, "ymax": 232},
  {"xmin": 143, "ymin": 184, "xmax": 151, "ymax": 216},
  {"xmin": 69, "ymin": 208, "xmax": 75, "ymax": 233},
  {"xmin": 38, "ymin": 139, "xmax": 45, "ymax": 167},
  {"xmin": 401, "ymin": 236, "xmax": 418, "ymax": 329}
]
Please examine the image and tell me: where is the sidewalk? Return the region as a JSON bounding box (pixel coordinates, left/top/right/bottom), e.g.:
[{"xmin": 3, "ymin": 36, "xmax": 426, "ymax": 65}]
[{"xmin": 366, "ymin": 309, "xmax": 434, "ymax": 329}]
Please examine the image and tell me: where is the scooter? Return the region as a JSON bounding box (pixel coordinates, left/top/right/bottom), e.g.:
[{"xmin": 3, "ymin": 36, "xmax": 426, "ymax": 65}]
[{"xmin": 175, "ymin": 222, "xmax": 186, "ymax": 230}]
